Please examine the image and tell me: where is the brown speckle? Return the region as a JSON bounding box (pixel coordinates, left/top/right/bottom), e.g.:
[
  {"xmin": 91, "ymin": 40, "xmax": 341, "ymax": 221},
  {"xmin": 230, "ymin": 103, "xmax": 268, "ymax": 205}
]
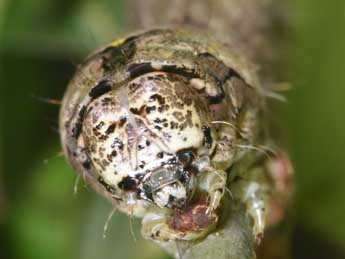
[
  {"xmin": 146, "ymin": 106, "xmax": 156, "ymax": 114},
  {"xmin": 89, "ymin": 80, "xmax": 112, "ymax": 99},
  {"xmin": 202, "ymin": 125, "xmax": 213, "ymax": 148},
  {"xmin": 118, "ymin": 117, "xmax": 127, "ymax": 127},
  {"xmin": 149, "ymin": 94, "xmax": 165, "ymax": 105},
  {"xmin": 172, "ymin": 111, "xmax": 184, "ymax": 122},
  {"xmin": 105, "ymin": 123, "xmax": 116, "ymax": 134}
]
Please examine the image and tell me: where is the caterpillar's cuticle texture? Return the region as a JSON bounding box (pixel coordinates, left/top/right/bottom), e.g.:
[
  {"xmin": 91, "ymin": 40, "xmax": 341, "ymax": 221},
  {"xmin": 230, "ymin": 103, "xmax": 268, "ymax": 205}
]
[{"xmin": 60, "ymin": 28, "xmax": 277, "ymax": 242}]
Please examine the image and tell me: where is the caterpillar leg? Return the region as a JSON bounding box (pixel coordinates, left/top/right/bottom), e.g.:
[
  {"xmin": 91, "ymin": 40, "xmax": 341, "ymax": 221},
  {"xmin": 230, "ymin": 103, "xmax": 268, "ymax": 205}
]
[
  {"xmin": 230, "ymin": 159, "xmax": 271, "ymax": 243},
  {"xmin": 241, "ymin": 178, "xmax": 269, "ymax": 243},
  {"xmin": 231, "ymin": 151, "xmax": 293, "ymax": 243},
  {"xmin": 196, "ymin": 167, "xmax": 227, "ymax": 216}
]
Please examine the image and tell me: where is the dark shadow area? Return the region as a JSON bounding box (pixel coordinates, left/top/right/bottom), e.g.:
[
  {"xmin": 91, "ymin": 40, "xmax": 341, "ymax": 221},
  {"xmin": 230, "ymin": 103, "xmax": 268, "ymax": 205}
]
[{"xmin": 292, "ymin": 225, "xmax": 345, "ymax": 259}]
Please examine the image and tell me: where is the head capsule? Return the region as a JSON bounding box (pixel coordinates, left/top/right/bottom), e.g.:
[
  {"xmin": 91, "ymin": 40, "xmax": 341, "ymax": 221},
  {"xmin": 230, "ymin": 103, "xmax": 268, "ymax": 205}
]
[{"xmin": 139, "ymin": 164, "xmax": 196, "ymax": 209}]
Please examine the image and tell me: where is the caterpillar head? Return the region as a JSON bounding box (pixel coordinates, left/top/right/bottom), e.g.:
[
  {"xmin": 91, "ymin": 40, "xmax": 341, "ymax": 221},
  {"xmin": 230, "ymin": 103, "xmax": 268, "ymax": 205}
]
[
  {"xmin": 60, "ymin": 28, "xmax": 259, "ymax": 214},
  {"xmin": 78, "ymin": 71, "xmax": 216, "ymax": 209}
]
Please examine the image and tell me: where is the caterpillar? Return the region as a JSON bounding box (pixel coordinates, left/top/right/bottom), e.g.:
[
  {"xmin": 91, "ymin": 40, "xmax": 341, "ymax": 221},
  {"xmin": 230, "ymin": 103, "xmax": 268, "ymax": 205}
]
[{"xmin": 59, "ymin": 1, "xmax": 293, "ymax": 258}]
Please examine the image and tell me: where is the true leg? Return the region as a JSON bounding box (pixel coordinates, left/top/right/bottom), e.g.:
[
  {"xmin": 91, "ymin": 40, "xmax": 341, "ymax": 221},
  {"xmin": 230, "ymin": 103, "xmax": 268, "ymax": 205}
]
[
  {"xmin": 197, "ymin": 167, "xmax": 227, "ymax": 216},
  {"xmin": 231, "ymin": 164, "xmax": 271, "ymax": 243}
]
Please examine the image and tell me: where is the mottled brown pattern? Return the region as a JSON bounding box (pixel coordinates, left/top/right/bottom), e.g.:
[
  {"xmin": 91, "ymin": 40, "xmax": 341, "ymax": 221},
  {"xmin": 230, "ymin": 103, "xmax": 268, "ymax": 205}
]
[{"xmin": 59, "ymin": 28, "xmax": 276, "ymax": 247}]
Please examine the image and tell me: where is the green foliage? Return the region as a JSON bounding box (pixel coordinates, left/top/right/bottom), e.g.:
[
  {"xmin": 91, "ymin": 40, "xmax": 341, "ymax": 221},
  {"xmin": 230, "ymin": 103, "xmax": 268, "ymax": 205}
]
[{"xmin": 289, "ymin": 0, "xmax": 345, "ymax": 246}]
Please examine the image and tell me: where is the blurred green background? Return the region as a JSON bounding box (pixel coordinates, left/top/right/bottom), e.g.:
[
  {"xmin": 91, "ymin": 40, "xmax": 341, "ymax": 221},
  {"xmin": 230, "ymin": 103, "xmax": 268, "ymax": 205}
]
[{"xmin": 1, "ymin": 0, "xmax": 345, "ymax": 258}]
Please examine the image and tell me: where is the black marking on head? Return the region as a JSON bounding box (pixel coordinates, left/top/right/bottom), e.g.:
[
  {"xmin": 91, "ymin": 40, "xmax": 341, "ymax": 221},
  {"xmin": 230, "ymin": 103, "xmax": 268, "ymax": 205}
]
[
  {"xmin": 207, "ymin": 92, "xmax": 225, "ymax": 104},
  {"xmin": 202, "ymin": 125, "xmax": 213, "ymax": 148},
  {"xmin": 167, "ymin": 157, "xmax": 177, "ymax": 165},
  {"xmin": 105, "ymin": 123, "xmax": 116, "ymax": 134},
  {"xmin": 118, "ymin": 117, "xmax": 127, "ymax": 127},
  {"xmin": 118, "ymin": 176, "xmax": 137, "ymax": 192},
  {"xmin": 110, "ymin": 150, "xmax": 117, "ymax": 157},
  {"xmin": 96, "ymin": 121, "xmax": 105, "ymax": 130},
  {"xmin": 168, "ymin": 195, "xmax": 176, "ymax": 205},
  {"xmin": 177, "ymin": 148, "xmax": 196, "ymax": 165},
  {"xmin": 139, "ymin": 184, "xmax": 154, "ymax": 203},
  {"xmin": 135, "ymin": 173, "xmax": 145, "ymax": 180},
  {"xmin": 72, "ymin": 106, "xmax": 87, "ymax": 138},
  {"xmin": 79, "ymin": 105, "xmax": 87, "ymax": 118},
  {"xmin": 72, "ymin": 123, "xmax": 82, "ymax": 139},
  {"xmin": 179, "ymin": 172, "xmax": 189, "ymax": 185},
  {"xmin": 145, "ymin": 106, "xmax": 156, "ymax": 114},
  {"xmin": 89, "ymin": 80, "xmax": 112, "ymax": 99},
  {"xmin": 157, "ymin": 152, "xmax": 164, "ymax": 159},
  {"xmin": 111, "ymin": 138, "xmax": 124, "ymax": 150},
  {"xmin": 128, "ymin": 62, "xmax": 199, "ymax": 81},
  {"xmin": 128, "ymin": 82, "xmax": 141, "ymax": 92},
  {"xmin": 130, "ymin": 105, "xmax": 146, "ymax": 115},
  {"xmin": 82, "ymin": 159, "xmax": 92, "ymax": 170},
  {"xmin": 154, "ymin": 118, "xmax": 162, "ymax": 123},
  {"xmin": 170, "ymin": 121, "xmax": 178, "ymax": 129},
  {"xmin": 98, "ymin": 176, "xmax": 117, "ymax": 194},
  {"xmin": 138, "ymin": 161, "xmax": 145, "ymax": 169},
  {"xmin": 149, "ymin": 94, "xmax": 165, "ymax": 105},
  {"xmin": 158, "ymin": 105, "xmax": 169, "ymax": 113},
  {"xmin": 128, "ymin": 62, "xmax": 153, "ymax": 78}
]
